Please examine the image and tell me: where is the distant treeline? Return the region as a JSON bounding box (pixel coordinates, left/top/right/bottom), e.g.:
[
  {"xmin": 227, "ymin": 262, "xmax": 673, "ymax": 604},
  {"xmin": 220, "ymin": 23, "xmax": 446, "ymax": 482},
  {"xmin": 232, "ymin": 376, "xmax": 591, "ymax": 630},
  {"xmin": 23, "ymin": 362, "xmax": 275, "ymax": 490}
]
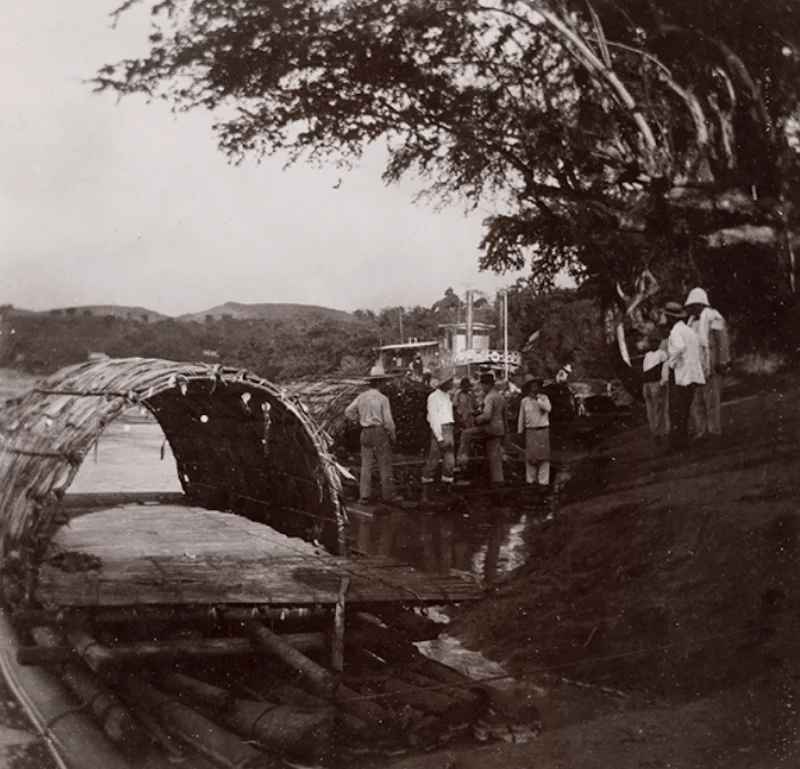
[{"xmin": 0, "ymin": 288, "xmax": 615, "ymax": 382}]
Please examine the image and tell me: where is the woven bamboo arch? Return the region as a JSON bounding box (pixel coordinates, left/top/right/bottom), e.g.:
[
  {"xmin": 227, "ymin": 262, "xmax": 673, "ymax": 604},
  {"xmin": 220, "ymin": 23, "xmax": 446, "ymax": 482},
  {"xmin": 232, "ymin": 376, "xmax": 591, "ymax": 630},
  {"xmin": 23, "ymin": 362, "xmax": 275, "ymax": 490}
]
[{"xmin": 0, "ymin": 358, "xmax": 347, "ymax": 596}]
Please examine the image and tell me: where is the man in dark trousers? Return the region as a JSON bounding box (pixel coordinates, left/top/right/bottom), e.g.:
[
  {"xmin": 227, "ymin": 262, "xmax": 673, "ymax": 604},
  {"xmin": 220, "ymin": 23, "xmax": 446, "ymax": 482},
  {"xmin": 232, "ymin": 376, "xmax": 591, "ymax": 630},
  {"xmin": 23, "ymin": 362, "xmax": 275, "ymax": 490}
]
[
  {"xmin": 456, "ymin": 372, "xmax": 507, "ymax": 483},
  {"xmin": 345, "ymin": 365, "xmax": 401, "ymax": 504}
]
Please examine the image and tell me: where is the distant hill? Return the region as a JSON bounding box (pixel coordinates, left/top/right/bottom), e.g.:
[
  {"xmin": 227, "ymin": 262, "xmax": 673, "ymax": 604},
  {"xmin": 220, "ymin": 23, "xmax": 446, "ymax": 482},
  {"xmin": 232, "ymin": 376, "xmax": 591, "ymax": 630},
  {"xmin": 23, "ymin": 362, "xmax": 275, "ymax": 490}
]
[
  {"xmin": 44, "ymin": 305, "xmax": 169, "ymax": 323},
  {"xmin": 180, "ymin": 301, "xmax": 358, "ymax": 324}
]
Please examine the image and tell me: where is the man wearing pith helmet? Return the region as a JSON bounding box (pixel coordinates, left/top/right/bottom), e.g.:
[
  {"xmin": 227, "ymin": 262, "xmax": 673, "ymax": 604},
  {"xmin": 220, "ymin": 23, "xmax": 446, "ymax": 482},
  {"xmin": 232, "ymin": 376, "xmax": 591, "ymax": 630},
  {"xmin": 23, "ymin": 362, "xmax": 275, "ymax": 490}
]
[{"xmin": 684, "ymin": 287, "xmax": 731, "ymax": 441}]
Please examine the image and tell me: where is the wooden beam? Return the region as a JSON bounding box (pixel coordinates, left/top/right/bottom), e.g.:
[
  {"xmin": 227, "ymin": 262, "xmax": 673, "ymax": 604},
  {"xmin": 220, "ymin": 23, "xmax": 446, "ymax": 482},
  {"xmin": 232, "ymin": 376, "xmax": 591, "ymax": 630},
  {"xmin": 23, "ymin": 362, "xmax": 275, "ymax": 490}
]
[
  {"xmin": 332, "ymin": 577, "xmax": 350, "ymax": 673},
  {"xmin": 14, "ymin": 605, "xmax": 332, "ymax": 629},
  {"xmin": 56, "ymin": 630, "xmax": 325, "ymax": 675}
]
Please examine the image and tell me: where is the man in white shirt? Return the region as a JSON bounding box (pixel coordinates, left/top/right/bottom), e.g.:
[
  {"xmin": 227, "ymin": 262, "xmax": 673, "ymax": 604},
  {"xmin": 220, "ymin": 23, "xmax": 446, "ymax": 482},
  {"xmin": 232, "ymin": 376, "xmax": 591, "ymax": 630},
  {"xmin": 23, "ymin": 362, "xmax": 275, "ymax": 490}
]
[
  {"xmin": 664, "ymin": 302, "xmax": 706, "ymax": 450},
  {"xmin": 421, "ymin": 373, "xmax": 456, "ymax": 499},
  {"xmin": 684, "ymin": 287, "xmax": 731, "ymax": 440},
  {"xmin": 345, "ymin": 365, "xmax": 400, "ymax": 504}
]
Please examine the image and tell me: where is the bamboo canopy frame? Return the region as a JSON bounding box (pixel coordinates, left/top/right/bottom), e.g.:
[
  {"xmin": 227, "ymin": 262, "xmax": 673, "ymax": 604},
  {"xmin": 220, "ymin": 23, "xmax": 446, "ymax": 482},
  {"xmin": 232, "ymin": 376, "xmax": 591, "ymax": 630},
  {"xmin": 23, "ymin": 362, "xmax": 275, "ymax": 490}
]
[
  {"xmin": 0, "ymin": 358, "xmax": 348, "ymax": 605},
  {"xmin": 283, "ymin": 376, "xmax": 432, "ymax": 454}
]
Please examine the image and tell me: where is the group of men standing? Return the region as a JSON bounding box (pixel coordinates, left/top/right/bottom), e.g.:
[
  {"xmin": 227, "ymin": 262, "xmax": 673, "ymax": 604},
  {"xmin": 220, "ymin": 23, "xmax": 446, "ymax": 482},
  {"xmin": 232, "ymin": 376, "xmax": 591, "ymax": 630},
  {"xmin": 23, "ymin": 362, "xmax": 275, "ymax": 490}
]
[
  {"xmin": 420, "ymin": 371, "xmax": 510, "ymax": 498},
  {"xmin": 641, "ymin": 287, "xmax": 731, "ymax": 451},
  {"xmin": 345, "ymin": 365, "xmax": 555, "ymax": 505}
]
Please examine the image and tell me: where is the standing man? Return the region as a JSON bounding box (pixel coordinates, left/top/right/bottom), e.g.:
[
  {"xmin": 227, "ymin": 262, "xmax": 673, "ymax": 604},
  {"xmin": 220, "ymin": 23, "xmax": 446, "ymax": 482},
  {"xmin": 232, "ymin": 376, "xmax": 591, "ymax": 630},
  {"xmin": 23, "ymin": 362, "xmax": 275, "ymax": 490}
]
[
  {"xmin": 555, "ymin": 363, "xmax": 573, "ymax": 384},
  {"xmin": 684, "ymin": 287, "xmax": 731, "ymax": 440},
  {"xmin": 453, "ymin": 377, "xmax": 477, "ymax": 430},
  {"xmin": 641, "ymin": 334, "xmax": 669, "ymax": 442},
  {"xmin": 456, "ymin": 372, "xmax": 507, "ymax": 483},
  {"xmin": 517, "ymin": 378, "xmax": 552, "ymax": 488},
  {"xmin": 421, "ymin": 372, "xmax": 456, "ymax": 500},
  {"xmin": 664, "ymin": 302, "xmax": 705, "ymax": 450},
  {"xmin": 345, "ymin": 365, "xmax": 401, "ymax": 504}
]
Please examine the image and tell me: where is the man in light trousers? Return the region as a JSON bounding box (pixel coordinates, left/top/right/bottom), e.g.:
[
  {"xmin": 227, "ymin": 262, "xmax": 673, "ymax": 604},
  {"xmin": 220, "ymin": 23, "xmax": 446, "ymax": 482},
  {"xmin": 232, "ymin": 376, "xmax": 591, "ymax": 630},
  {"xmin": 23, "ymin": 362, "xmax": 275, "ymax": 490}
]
[
  {"xmin": 684, "ymin": 287, "xmax": 731, "ymax": 440},
  {"xmin": 421, "ymin": 372, "xmax": 456, "ymax": 501}
]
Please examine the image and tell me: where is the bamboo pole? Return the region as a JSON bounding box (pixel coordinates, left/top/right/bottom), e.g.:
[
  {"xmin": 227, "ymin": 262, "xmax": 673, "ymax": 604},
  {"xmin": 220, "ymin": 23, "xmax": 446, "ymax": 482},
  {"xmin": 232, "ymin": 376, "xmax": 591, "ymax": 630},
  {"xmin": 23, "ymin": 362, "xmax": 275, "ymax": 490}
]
[{"xmin": 332, "ymin": 577, "xmax": 350, "ymax": 673}]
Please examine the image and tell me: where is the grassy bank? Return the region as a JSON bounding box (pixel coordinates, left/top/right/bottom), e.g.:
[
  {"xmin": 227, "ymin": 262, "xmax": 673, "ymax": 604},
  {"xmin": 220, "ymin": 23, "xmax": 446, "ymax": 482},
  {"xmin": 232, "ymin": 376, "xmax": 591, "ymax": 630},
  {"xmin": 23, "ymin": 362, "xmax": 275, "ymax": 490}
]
[{"xmin": 378, "ymin": 374, "xmax": 800, "ymax": 769}]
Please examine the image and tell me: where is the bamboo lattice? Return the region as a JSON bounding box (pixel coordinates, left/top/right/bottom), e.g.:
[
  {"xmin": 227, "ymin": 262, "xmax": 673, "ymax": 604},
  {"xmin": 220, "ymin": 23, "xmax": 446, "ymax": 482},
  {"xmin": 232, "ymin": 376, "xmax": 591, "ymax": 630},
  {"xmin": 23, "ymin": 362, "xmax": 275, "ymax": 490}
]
[{"xmin": 0, "ymin": 357, "xmax": 348, "ymax": 605}]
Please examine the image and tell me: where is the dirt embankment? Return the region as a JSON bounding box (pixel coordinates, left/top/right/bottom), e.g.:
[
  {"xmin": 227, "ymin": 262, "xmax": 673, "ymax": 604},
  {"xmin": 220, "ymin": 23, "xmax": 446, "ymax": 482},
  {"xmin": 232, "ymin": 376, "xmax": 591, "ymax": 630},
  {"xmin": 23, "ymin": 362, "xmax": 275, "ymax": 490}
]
[{"xmin": 383, "ymin": 378, "xmax": 800, "ymax": 769}]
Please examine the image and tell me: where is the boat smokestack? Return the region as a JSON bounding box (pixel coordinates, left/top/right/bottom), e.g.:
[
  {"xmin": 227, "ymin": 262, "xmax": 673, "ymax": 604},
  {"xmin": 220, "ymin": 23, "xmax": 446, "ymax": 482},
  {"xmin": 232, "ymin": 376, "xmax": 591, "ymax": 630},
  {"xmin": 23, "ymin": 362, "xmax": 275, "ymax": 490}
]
[{"xmin": 465, "ymin": 290, "xmax": 474, "ymax": 350}]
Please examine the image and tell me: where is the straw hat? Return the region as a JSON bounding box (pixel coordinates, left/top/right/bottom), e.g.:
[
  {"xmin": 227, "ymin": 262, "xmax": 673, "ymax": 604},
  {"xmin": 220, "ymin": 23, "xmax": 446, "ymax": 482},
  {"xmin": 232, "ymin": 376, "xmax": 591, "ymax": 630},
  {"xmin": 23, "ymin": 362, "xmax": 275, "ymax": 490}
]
[
  {"xmin": 366, "ymin": 363, "xmax": 389, "ymax": 380},
  {"xmin": 432, "ymin": 366, "xmax": 455, "ymax": 388},
  {"xmin": 663, "ymin": 301, "xmax": 687, "ymax": 319}
]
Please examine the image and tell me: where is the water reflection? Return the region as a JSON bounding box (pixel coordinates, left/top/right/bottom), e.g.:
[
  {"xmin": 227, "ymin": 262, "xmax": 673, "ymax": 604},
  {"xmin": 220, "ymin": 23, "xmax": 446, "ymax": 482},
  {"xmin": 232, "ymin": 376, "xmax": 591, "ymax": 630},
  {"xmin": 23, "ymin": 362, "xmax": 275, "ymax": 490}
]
[{"xmin": 350, "ymin": 506, "xmax": 532, "ymax": 587}]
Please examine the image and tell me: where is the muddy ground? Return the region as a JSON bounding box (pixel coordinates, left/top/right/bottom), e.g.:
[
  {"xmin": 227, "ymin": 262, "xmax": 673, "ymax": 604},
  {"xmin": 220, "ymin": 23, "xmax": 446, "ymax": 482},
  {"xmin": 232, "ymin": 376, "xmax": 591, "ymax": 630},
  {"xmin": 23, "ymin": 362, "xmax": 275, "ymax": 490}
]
[{"xmin": 376, "ymin": 377, "xmax": 800, "ymax": 769}]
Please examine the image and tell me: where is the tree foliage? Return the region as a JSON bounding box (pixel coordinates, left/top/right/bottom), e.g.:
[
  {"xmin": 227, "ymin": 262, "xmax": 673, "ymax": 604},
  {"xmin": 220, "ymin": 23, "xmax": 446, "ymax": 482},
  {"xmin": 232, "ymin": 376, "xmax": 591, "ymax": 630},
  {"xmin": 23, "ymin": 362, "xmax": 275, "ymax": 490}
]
[{"xmin": 97, "ymin": 0, "xmax": 800, "ymax": 344}]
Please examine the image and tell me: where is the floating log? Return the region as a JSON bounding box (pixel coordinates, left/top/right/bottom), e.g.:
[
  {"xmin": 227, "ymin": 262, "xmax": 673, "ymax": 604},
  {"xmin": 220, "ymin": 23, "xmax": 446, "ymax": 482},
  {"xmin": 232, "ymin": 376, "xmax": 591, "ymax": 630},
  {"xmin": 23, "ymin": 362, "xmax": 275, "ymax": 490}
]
[
  {"xmin": 335, "ymin": 683, "xmax": 395, "ymax": 736},
  {"xmin": 270, "ymin": 684, "xmax": 368, "ymax": 739},
  {"xmin": 164, "ymin": 673, "xmax": 235, "ymax": 712},
  {"xmin": 381, "ymin": 677, "xmax": 461, "ymax": 717},
  {"xmin": 60, "ymin": 630, "xmax": 326, "ymax": 675},
  {"xmin": 269, "ymin": 676, "xmax": 393, "ymax": 735},
  {"xmin": 125, "ymin": 676, "xmax": 281, "ymax": 769},
  {"xmin": 169, "ymin": 674, "xmax": 336, "ymax": 764},
  {"xmin": 17, "ymin": 645, "xmax": 78, "ymax": 666},
  {"xmin": 31, "ymin": 627, "xmax": 150, "ymax": 760},
  {"xmin": 14, "ymin": 605, "xmax": 332, "ymax": 629},
  {"xmin": 68, "ymin": 627, "xmax": 116, "ymax": 678},
  {"xmin": 396, "ymin": 668, "xmax": 488, "ymax": 714},
  {"xmin": 245, "ymin": 622, "xmax": 338, "ymax": 699},
  {"xmin": 29, "ymin": 625, "xmax": 411, "ymax": 671}
]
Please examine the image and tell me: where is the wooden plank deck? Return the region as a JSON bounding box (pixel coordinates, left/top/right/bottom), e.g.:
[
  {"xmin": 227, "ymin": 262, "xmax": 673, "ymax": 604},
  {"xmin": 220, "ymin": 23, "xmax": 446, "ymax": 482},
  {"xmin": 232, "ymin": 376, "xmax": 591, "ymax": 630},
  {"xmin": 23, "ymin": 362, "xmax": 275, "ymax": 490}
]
[{"xmin": 36, "ymin": 505, "xmax": 483, "ymax": 608}]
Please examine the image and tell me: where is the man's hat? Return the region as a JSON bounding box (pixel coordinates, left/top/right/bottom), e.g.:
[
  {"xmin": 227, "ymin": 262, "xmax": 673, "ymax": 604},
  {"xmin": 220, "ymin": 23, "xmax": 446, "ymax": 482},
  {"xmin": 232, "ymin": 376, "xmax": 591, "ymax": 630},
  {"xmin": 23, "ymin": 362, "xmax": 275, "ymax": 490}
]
[
  {"xmin": 561, "ymin": 364, "xmax": 573, "ymax": 374},
  {"xmin": 663, "ymin": 301, "xmax": 687, "ymax": 319},
  {"xmin": 684, "ymin": 287, "xmax": 710, "ymax": 307},
  {"xmin": 480, "ymin": 372, "xmax": 495, "ymax": 385},
  {"xmin": 459, "ymin": 377, "xmax": 473, "ymax": 389},
  {"xmin": 366, "ymin": 363, "xmax": 390, "ymax": 380},
  {"xmin": 433, "ymin": 367, "xmax": 455, "ymax": 388}
]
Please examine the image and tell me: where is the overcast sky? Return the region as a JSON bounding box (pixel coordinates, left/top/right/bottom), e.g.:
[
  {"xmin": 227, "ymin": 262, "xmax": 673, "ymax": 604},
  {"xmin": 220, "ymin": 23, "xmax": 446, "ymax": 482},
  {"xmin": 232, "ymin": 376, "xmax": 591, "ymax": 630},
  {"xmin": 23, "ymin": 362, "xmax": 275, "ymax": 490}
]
[{"xmin": 0, "ymin": 1, "xmax": 523, "ymax": 317}]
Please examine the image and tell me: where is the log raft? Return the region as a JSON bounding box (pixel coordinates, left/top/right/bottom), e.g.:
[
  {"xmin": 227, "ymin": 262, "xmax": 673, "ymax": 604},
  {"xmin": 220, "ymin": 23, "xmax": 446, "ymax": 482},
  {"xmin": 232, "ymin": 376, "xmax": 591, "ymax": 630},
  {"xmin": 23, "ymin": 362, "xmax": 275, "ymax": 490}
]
[{"xmin": 0, "ymin": 359, "xmax": 502, "ymax": 768}]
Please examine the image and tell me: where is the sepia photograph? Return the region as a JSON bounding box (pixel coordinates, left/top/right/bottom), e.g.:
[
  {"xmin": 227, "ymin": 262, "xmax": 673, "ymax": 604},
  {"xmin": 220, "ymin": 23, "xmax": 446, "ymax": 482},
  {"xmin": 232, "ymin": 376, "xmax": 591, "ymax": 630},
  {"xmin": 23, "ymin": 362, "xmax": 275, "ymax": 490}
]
[{"xmin": 0, "ymin": 1, "xmax": 798, "ymax": 767}]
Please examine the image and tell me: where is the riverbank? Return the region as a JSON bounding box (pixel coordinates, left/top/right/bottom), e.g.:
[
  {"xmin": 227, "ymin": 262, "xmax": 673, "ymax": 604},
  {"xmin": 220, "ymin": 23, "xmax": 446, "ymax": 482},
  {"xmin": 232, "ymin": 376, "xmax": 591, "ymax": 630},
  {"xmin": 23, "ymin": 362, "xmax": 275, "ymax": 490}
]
[{"xmin": 377, "ymin": 374, "xmax": 800, "ymax": 769}]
